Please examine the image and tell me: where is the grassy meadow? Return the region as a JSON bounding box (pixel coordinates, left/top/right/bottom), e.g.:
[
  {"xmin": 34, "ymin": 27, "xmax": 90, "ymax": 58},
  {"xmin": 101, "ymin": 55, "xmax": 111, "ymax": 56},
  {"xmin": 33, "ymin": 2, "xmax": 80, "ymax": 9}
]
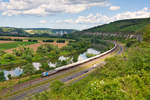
[{"xmin": 0, "ymin": 42, "xmax": 35, "ymax": 50}]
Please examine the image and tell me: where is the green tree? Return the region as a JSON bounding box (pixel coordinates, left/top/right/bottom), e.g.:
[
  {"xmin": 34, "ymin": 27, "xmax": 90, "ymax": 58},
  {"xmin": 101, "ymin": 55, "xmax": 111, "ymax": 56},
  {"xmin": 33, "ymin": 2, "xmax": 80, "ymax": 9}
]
[
  {"xmin": 8, "ymin": 74, "xmax": 12, "ymax": 80},
  {"xmin": 143, "ymin": 24, "xmax": 150, "ymax": 41},
  {"xmin": 73, "ymin": 54, "xmax": 78, "ymax": 62},
  {"xmin": 41, "ymin": 63, "xmax": 53, "ymax": 71},
  {"xmin": 13, "ymin": 45, "xmax": 34, "ymax": 58},
  {"xmin": 23, "ymin": 64, "xmax": 36, "ymax": 75},
  {"xmin": 2, "ymin": 53, "xmax": 16, "ymax": 62},
  {"xmin": 0, "ymin": 50, "xmax": 6, "ymax": 56},
  {"xmin": 0, "ymin": 71, "xmax": 5, "ymax": 82},
  {"xmin": 36, "ymin": 44, "xmax": 57, "ymax": 55}
]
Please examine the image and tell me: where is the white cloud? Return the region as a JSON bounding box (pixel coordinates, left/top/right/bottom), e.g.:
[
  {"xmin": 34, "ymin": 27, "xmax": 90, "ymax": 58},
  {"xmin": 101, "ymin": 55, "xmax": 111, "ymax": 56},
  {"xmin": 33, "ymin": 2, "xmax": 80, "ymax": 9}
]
[
  {"xmin": 39, "ymin": 20, "xmax": 47, "ymax": 24},
  {"xmin": 60, "ymin": 8, "xmax": 150, "ymax": 25},
  {"xmin": 113, "ymin": 7, "xmax": 150, "ymax": 20},
  {"xmin": 109, "ymin": 6, "xmax": 120, "ymax": 11},
  {"xmin": 0, "ymin": 0, "xmax": 109, "ymax": 16}
]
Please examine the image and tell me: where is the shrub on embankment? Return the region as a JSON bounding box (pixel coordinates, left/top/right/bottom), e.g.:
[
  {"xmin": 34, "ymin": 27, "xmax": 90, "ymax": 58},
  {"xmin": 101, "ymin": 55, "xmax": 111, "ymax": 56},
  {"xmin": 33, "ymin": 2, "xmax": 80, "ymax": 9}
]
[{"xmin": 143, "ymin": 24, "xmax": 150, "ymax": 42}]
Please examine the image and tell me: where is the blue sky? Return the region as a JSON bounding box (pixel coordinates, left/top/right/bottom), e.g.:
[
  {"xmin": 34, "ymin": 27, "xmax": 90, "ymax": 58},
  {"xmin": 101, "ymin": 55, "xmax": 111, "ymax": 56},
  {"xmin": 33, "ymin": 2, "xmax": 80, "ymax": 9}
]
[{"xmin": 0, "ymin": 0, "xmax": 150, "ymax": 30}]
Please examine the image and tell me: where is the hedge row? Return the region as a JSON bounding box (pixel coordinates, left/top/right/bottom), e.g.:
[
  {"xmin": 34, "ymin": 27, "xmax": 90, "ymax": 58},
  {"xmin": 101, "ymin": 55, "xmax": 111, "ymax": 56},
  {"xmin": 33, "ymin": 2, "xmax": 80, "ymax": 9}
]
[
  {"xmin": 56, "ymin": 40, "xmax": 65, "ymax": 43},
  {"xmin": 0, "ymin": 38, "xmax": 23, "ymax": 41},
  {"xmin": 28, "ymin": 40, "xmax": 38, "ymax": 42},
  {"xmin": 43, "ymin": 40, "xmax": 54, "ymax": 42},
  {"xmin": 0, "ymin": 38, "xmax": 12, "ymax": 41}
]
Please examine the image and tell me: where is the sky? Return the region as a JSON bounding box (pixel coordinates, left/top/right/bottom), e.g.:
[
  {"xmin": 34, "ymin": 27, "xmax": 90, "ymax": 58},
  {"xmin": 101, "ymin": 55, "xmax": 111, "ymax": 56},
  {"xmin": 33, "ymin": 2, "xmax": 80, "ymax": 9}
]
[{"xmin": 0, "ymin": 0, "xmax": 150, "ymax": 30}]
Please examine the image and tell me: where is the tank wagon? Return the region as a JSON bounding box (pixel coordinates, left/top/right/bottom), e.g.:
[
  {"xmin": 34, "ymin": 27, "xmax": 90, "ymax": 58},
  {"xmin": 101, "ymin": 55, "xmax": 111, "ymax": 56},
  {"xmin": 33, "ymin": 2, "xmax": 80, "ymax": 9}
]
[{"xmin": 42, "ymin": 42, "xmax": 117, "ymax": 77}]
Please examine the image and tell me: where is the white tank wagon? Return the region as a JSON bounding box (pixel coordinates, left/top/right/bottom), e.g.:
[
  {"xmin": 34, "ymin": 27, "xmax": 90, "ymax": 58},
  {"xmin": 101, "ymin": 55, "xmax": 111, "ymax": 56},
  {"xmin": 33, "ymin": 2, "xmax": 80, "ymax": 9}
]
[{"xmin": 42, "ymin": 42, "xmax": 117, "ymax": 77}]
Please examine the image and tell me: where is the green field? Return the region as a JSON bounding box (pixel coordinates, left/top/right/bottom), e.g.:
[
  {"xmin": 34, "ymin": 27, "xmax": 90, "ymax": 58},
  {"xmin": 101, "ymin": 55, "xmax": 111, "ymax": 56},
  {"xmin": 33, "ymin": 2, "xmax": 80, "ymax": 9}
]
[
  {"xmin": 0, "ymin": 36, "xmax": 71, "ymax": 41},
  {"xmin": 0, "ymin": 42, "xmax": 35, "ymax": 50}
]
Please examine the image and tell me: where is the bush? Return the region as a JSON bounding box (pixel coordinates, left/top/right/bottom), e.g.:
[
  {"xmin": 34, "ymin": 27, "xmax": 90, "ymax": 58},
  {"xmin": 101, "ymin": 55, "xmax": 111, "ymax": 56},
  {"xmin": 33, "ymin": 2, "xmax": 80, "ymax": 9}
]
[
  {"xmin": 86, "ymin": 80, "xmax": 129, "ymax": 100},
  {"xmin": 23, "ymin": 63, "xmax": 36, "ymax": 75},
  {"xmin": 56, "ymin": 40, "xmax": 65, "ymax": 43},
  {"xmin": 36, "ymin": 44, "xmax": 57, "ymax": 55},
  {"xmin": 28, "ymin": 39, "xmax": 38, "ymax": 42},
  {"xmin": 0, "ymin": 72, "xmax": 5, "ymax": 82},
  {"xmin": 41, "ymin": 63, "xmax": 53, "ymax": 71},
  {"xmin": 50, "ymin": 81, "xmax": 64, "ymax": 93},
  {"xmin": 126, "ymin": 40, "xmax": 136, "ymax": 47},
  {"xmin": 0, "ymin": 50, "xmax": 6, "ymax": 56},
  {"xmin": 8, "ymin": 74, "xmax": 12, "ymax": 80},
  {"xmin": 13, "ymin": 46, "xmax": 34, "ymax": 58},
  {"xmin": 69, "ymin": 40, "xmax": 75, "ymax": 43},
  {"xmin": 0, "ymin": 38, "xmax": 12, "ymax": 41},
  {"xmin": 2, "ymin": 53, "xmax": 16, "ymax": 61},
  {"xmin": 13, "ymin": 39, "xmax": 23, "ymax": 41},
  {"xmin": 73, "ymin": 54, "xmax": 78, "ymax": 62},
  {"xmin": 86, "ymin": 53, "xmax": 96, "ymax": 58},
  {"xmin": 43, "ymin": 40, "xmax": 54, "ymax": 42}
]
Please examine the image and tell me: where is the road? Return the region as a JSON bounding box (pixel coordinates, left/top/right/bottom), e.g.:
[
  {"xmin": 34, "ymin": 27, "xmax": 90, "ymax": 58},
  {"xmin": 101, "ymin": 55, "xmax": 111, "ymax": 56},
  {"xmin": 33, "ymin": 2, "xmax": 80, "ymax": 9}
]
[{"xmin": 4, "ymin": 43, "xmax": 123, "ymax": 100}]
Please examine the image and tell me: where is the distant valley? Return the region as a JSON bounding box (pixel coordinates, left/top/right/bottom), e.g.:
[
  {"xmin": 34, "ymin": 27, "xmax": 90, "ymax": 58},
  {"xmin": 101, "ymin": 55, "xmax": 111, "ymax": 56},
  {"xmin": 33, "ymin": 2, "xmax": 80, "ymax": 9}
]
[{"xmin": 0, "ymin": 27, "xmax": 77, "ymax": 36}]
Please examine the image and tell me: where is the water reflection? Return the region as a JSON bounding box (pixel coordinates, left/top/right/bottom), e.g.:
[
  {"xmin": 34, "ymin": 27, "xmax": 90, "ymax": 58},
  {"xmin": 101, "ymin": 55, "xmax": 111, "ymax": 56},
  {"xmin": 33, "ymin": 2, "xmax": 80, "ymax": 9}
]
[
  {"xmin": 87, "ymin": 48, "xmax": 100, "ymax": 55},
  {"xmin": 78, "ymin": 48, "xmax": 100, "ymax": 61},
  {"xmin": 59, "ymin": 56, "xmax": 69, "ymax": 61},
  {"xmin": 48, "ymin": 62, "xmax": 57, "ymax": 68},
  {"xmin": 3, "ymin": 67, "xmax": 23, "ymax": 80},
  {"xmin": 32, "ymin": 62, "xmax": 41, "ymax": 70}
]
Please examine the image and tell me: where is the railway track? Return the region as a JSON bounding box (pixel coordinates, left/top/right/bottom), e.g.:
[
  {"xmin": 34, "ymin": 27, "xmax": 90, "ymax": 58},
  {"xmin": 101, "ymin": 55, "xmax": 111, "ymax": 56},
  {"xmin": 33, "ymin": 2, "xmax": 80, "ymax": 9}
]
[{"xmin": 3, "ymin": 42, "xmax": 123, "ymax": 100}]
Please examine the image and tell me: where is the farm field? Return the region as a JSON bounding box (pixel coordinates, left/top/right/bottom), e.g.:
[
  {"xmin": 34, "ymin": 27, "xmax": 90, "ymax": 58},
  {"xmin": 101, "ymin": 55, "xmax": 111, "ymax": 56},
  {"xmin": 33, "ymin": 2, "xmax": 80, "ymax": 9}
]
[
  {"xmin": 0, "ymin": 36, "xmax": 69, "ymax": 53},
  {"xmin": 5, "ymin": 42, "xmax": 68, "ymax": 53},
  {"xmin": 0, "ymin": 41, "xmax": 35, "ymax": 50},
  {"xmin": 22, "ymin": 41, "xmax": 68, "ymax": 52},
  {"xmin": 0, "ymin": 41, "xmax": 15, "ymax": 44},
  {"xmin": 0, "ymin": 36, "xmax": 27, "ymax": 40},
  {"xmin": 0, "ymin": 36, "xmax": 71, "ymax": 41}
]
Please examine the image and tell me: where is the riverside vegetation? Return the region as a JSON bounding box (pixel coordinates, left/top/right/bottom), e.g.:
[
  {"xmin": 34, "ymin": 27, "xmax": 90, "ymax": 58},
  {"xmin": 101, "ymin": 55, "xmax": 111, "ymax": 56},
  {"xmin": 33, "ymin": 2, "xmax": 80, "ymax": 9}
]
[
  {"xmin": 30, "ymin": 24, "xmax": 150, "ymax": 100},
  {"xmin": 0, "ymin": 38, "xmax": 113, "ymax": 92}
]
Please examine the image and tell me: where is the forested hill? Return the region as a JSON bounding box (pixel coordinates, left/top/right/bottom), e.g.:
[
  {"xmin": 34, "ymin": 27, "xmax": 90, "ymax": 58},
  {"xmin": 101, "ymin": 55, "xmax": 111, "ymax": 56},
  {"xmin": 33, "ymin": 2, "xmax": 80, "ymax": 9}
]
[
  {"xmin": 83, "ymin": 18, "xmax": 150, "ymax": 33},
  {"xmin": 23, "ymin": 28, "xmax": 77, "ymax": 35},
  {"xmin": 0, "ymin": 27, "xmax": 77, "ymax": 37},
  {"xmin": 0, "ymin": 27, "xmax": 28, "ymax": 36},
  {"xmin": 68, "ymin": 18, "xmax": 150, "ymax": 40}
]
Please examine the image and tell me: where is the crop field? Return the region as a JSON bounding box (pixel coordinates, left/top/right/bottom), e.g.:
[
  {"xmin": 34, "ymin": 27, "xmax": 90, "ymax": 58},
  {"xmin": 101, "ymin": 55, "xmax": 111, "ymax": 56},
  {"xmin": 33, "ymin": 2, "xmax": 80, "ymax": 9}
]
[
  {"xmin": 0, "ymin": 36, "xmax": 72, "ymax": 41},
  {"xmin": 0, "ymin": 41, "xmax": 35, "ymax": 50},
  {"xmin": 0, "ymin": 36, "xmax": 27, "ymax": 40},
  {"xmin": 0, "ymin": 41, "xmax": 15, "ymax": 44},
  {"xmin": 24, "ymin": 41, "xmax": 68, "ymax": 52},
  {"xmin": 0, "ymin": 36, "xmax": 69, "ymax": 53},
  {"xmin": 46, "ymin": 41, "xmax": 68, "ymax": 48}
]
